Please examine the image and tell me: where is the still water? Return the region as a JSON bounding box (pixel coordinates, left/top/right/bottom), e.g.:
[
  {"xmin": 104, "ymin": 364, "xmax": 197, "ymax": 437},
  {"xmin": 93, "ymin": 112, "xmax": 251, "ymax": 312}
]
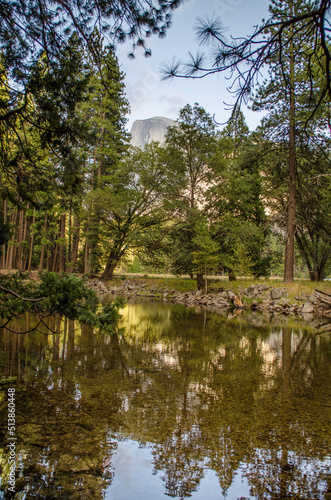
[{"xmin": 0, "ymin": 301, "xmax": 330, "ymax": 499}]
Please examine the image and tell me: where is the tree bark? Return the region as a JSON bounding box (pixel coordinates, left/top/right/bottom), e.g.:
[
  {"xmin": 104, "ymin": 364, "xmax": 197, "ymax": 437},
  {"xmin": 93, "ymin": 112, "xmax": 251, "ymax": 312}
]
[
  {"xmin": 27, "ymin": 208, "xmax": 36, "ymax": 273},
  {"xmin": 39, "ymin": 213, "xmax": 48, "ymax": 273},
  {"xmin": 20, "ymin": 205, "xmax": 29, "ymax": 272},
  {"xmin": 84, "ymin": 240, "xmax": 90, "ymax": 275},
  {"xmin": 284, "ymin": 13, "xmax": 296, "ymax": 283},
  {"xmin": 196, "ymin": 273, "xmax": 204, "ymax": 290},
  {"xmin": 52, "ymin": 243, "xmax": 59, "ymax": 272},
  {"xmin": 17, "ymin": 208, "xmax": 24, "ymax": 271},
  {"xmin": 2, "ymin": 199, "xmax": 7, "ymax": 269},
  {"xmin": 102, "ymin": 247, "xmax": 124, "ymax": 280},
  {"xmin": 6, "ymin": 210, "xmax": 18, "ymax": 270},
  {"xmin": 229, "ymin": 269, "xmax": 237, "ymax": 281},
  {"xmin": 70, "ymin": 216, "xmax": 80, "ymax": 271},
  {"xmin": 102, "ymin": 260, "xmax": 117, "ymax": 280},
  {"xmin": 58, "ymin": 214, "xmax": 66, "ymax": 273}
]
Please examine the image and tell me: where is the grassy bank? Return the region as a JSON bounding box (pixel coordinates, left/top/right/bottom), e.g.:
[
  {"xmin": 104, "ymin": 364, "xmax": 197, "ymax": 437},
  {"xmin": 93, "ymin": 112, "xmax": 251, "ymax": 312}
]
[{"xmin": 107, "ymin": 274, "xmax": 331, "ymax": 299}]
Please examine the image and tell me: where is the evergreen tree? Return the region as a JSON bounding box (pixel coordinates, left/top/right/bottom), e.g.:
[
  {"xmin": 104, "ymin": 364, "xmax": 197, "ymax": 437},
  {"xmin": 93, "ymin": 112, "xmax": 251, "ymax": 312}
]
[
  {"xmin": 251, "ymin": 0, "xmax": 325, "ymax": 282},
  {"xmin": 206, "ymin": 115, "xmax": 270, "ymax": 280},
  {"xmin": 164, "ymin": 103, "xmax": 218, "ymax": 282},
  {"xmin": 78, "ymin": 41, "xmax": 130, "ymax": 274},
  {"xmin": 252, "ymin": 0, "xmax": 331, "ymax": 281},
  {"xmin": 0, "ymin": 0, "xmax": 181, "ymax": 149}
]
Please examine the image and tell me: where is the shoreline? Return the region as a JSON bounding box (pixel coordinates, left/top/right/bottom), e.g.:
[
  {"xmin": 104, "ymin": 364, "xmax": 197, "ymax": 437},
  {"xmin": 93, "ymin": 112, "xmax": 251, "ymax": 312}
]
[{"xmin": 88, "ymin": 278, "xmax": 331, "ymax": 324}]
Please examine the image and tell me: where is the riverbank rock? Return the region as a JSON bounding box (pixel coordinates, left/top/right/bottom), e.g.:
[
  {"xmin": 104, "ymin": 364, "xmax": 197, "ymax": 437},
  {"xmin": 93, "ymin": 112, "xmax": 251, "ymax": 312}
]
[
  {"xmin": 313, "ymin": 289, "xmax": 331, "ymax": 317},
  {"xmin": 270, "ymin": 288, "xmax": 287, "ymax": 300},
  {"xmin": 87, "ymin": 279, "xmax": 109, "ymax": 293},
  {"xmin": 87, "ymin": 277, "xmax": 331, "ymax": 322},
  {"xmin": 244, "ymin": 284, "xmax": 269, "ymax": 298},
  {"xmin": 301, "ymin": 302, "xmax": 315, "ymax": 314}
]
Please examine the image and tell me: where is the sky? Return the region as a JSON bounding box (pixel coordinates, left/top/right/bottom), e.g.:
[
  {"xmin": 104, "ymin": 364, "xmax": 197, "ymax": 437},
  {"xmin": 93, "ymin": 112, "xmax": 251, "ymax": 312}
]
[{"xmin": 116, "ymin": 0, "xmax": 271, "ymax": 132}]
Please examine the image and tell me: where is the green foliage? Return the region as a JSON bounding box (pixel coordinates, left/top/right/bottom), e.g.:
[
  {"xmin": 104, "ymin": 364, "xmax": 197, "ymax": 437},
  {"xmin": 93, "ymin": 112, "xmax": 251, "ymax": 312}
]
[
  {"xmin": 230, "ymin": 242, "xmax": 255, "ymax": 279},
  {"xmin": 163, "ymin": 104, "xmax": 219, "ymax": 276},
  {"xmin": 128, "ymin": 257, "xmax": 143, "ymax": 273},
  {"xmin": 206, "ymin": 127, "xmax": 271, "ymax": 279},
  {"xmin": 86, "ymin": 143, "xmax": 173, "ymax": 278},
  {"xmin": 0, "ymin": 272, "xmax": 123, "ymax": 334},
  {"xmin": 37, "ymin": 272, "xmax": 98, "ymax": 319},
  {"xmin": 192, "ymin": 221, "xmax": 220, "ymax": 275}
]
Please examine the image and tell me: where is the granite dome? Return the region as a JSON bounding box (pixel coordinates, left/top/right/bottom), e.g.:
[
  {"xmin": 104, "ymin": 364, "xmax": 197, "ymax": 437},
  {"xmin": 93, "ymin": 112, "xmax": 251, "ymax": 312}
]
[{"xmin": 130, "ymin": 116, "xmax": 175, "ymax": 148}]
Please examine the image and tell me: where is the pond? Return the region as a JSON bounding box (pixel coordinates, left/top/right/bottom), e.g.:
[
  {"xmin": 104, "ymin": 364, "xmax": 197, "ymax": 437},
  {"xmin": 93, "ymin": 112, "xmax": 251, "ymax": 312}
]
[{"xmin": 0, "ymin": 300, "xmax": 330, "ymax": 499}]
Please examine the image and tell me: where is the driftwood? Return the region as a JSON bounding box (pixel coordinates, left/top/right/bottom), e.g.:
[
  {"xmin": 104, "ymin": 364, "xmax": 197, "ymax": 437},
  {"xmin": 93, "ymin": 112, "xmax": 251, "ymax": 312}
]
[
  {"xmin": 315, "ymin": 289, "xmax": 331, "ymax": 307},
  {"xmin": 228, "ymin": 291, "xmax": 245, "ymax": 309}
]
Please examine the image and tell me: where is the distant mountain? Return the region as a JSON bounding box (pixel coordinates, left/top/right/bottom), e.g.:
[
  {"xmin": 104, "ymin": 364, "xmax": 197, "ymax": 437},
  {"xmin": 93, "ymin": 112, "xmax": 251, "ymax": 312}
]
[{"xmin": 130, "ymin": 116, "xmax": 176, "ymax": 148}]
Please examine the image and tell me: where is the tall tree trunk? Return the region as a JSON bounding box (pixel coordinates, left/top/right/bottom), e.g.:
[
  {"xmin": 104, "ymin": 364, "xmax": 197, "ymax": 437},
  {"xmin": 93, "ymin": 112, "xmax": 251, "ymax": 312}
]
[
  {"xmin": 59, "ymin": 213, "xmax": 66, "ymax": 273},
  {"xmin": 17, "ymin": 208, "xmax": 24, "ymax": 271},
  {"xmin": 67, "ymin": 212, "xmax": 72, "ymax": 272},
  {"xmin": 52, "ymin": 243, "xmax": 59, "ymax": 272},
  {"xmin": 84, "ymin": 240, "xmax": 90, "ymax": 275},
  {"xmin": 46, "ymin": 232, "xmax": 54, "ymax": 272},
  {"xmin": 27, "ymin": 208, "xmax": 36, "ymax": 273},
  {"xmin": 70, "ymin": 216, "xmax": 80, "ymax": 271},
  {"xmin": 39, "ymin": 213, "xmax": 48, "ymax": 273},
  {"xmin": 20, "ymin": 205, "xmax": 29, "ymax": 272},
  {"xmin": 102, "ymin": 259, "xmax": 117, "ymax": 280},
  {"xmin": 6, "ymin": 210, "xmax": 18, "ymax": 270},
  {"xmin": 2, "ymin": 199, "xmax": 7, "ymax": 268},
  {"xmin": 229, "ymin": 269, "xmax": 237, "ymax": 281},
  {"xmin": 196, "ymin": 273, "xmax": 204, "ymax": 290},
  {"xmin": 284, "ymin": 13, "xmax": 296, "ymax": 283},
  {"xmin": 318, "ymin": 252, "xmax": 329, "ymax": 281}
]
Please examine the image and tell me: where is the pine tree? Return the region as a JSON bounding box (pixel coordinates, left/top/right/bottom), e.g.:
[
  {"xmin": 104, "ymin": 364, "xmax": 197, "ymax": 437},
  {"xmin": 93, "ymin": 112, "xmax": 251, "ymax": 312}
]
[
  {"xmin": 79, "ymin": 41, "xmax": 130, "ymax": 275},
  {"xmin": 252, "ymin": 0, "xmax": 316, "ymax": 282},
  {"xmin": 164, "ymin": 104, "xmax": 218, "ymax": 280}
]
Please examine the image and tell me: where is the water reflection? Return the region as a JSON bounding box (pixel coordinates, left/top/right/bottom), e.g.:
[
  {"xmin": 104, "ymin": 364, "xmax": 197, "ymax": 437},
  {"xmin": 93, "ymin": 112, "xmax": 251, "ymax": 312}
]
[{"xmin": 0, "ymin": 302, "xmax": 330, "ymax": 499}]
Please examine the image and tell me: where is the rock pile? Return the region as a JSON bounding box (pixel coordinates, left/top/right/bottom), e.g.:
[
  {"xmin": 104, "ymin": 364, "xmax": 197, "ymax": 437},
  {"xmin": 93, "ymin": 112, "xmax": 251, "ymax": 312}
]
[
  {"xmin": 86, "ymin": 280, "xmax": 109, "ymax": 294},
  {"xmin": 86, "ymin": 279, "xmax": 331, "ymax": 318}
]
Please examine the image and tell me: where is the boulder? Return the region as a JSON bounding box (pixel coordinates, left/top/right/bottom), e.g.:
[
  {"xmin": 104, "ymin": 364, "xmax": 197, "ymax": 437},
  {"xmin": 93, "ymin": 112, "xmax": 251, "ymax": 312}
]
[
  {"xmin": 301, "ymin": 302, "xmax": 315, "ymax": 314},
  {"xmin": 270, "ymin": 288, "xmax": 286, "ymax": 300},
  {"xmin": 308, "ymin": 294, "xmax": 318, "ymax": 304}
]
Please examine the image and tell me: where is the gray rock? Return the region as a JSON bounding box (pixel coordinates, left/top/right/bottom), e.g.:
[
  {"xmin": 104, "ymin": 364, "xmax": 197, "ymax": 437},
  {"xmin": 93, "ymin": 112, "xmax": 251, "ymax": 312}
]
[
  {"xmin": 130, "ymin": 116, "xmax": 175, "ymax": 148},
  {"xmin": 301, "ymin": 302, "xmax": 315, "ymax": 314},
  {"xmin": 308, "ymin": 294, "xmax": 318, "ymax": 304},
  {"xmin": 270, "ymin": 288, "xmax": 286, "ymax": 300},
  {"xmin": 302, "ymin": 313, "xmax": 314, "ymax": 322}
]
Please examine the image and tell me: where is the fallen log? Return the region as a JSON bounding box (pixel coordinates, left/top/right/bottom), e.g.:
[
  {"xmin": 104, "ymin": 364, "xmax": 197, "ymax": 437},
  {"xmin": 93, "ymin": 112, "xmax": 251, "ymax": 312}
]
[
  {"xmin": 228, "ymin": 291, "xmax": 245, "ymax": 309},
  {"xmin": 315, "ymin": 289, "xmax": 331, "ymax": 306}
]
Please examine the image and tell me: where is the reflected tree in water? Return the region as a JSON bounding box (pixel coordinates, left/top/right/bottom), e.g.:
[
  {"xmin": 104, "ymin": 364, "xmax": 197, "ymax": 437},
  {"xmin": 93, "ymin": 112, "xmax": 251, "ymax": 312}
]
[{"xmin": 0, "ymin": 305, "xmax": 330, "ymax": 498}]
